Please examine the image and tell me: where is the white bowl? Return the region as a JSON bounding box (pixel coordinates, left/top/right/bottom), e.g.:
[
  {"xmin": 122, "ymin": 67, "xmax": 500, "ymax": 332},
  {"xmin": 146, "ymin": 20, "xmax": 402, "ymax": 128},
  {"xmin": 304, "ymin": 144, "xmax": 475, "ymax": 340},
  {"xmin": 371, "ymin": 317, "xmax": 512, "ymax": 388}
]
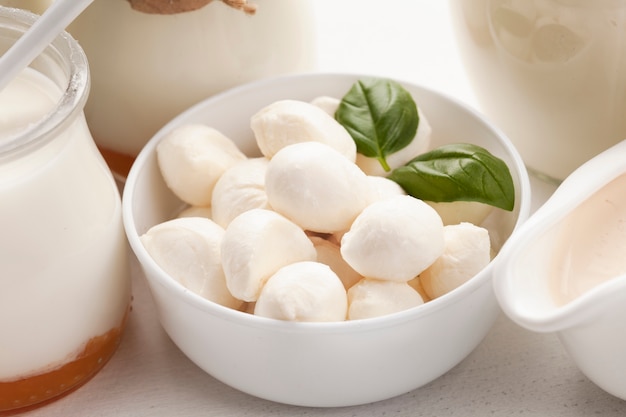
[{"xmin": 122, "ymin": 72, "xmax": 531, "ymax": 407}]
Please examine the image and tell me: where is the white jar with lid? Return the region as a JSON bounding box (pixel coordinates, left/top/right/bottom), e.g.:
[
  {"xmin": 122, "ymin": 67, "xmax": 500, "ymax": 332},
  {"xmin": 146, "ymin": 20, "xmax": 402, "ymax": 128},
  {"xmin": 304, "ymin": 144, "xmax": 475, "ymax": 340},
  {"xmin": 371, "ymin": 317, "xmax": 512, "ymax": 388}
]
[
  {"xmin": 0, "ymin": 7, "xmax": 131, "ymax": 413},
  {"xmin": 67, "ymin": 0, "xmax": 317, "ymax": 175}
]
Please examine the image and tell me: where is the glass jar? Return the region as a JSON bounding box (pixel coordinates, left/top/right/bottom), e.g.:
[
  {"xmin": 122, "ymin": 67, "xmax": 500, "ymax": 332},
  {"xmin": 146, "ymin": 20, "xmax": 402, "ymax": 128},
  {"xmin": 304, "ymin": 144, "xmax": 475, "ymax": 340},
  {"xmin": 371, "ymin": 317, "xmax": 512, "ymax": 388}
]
[
  {"xmin": 0, "ymin": 7, "xmax": 131, "ymax": 413},
  {"xmin": 449, "ymin": 0, "xmax": 626, "ymax": 183},
  {"xmin": 67, "ymin": 0, "xmax": 317, "ymax": 176}
]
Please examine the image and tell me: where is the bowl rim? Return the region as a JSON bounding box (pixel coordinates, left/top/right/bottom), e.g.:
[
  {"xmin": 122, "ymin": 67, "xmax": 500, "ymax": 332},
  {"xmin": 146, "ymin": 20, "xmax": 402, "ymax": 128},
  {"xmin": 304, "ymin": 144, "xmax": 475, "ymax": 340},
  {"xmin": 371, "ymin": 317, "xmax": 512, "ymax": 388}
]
[{"xmin": 122, "ymin": 71, "xmax": 531, "ymax": 334}]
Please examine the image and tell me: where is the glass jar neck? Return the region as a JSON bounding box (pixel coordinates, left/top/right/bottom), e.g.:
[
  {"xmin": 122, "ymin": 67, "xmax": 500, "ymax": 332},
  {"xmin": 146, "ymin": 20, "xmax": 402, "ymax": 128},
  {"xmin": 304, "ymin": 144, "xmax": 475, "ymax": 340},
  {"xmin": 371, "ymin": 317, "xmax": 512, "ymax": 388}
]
[{"xmin": 0, "ymin": 6, "xmax": 89, "ymax": 161}]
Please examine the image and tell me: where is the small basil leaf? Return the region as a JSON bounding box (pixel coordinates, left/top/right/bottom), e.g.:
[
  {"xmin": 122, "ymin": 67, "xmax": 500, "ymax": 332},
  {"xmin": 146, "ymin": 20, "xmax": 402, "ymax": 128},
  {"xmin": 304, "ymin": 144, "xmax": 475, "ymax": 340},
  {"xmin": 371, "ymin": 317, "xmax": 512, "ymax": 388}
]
[
  {"xmin": 335, "ymin": 77, "xmax": 418, "ymax": 172},
  {"xmin": 388, "ymin": 143, "xmax": 515, "ymax": 211}
]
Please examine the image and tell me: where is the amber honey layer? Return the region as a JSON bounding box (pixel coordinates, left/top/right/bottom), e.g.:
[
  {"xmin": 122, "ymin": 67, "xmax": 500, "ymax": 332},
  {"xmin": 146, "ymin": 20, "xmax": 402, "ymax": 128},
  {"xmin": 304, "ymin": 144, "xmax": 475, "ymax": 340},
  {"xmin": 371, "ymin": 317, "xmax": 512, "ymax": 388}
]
[
  {"xmin": 98, "ymin": 146, "xmax": 136, "ymax": 179},
  {"xmin": 0, "ymin": 319, "xmax": 127, "ymax": 415}
]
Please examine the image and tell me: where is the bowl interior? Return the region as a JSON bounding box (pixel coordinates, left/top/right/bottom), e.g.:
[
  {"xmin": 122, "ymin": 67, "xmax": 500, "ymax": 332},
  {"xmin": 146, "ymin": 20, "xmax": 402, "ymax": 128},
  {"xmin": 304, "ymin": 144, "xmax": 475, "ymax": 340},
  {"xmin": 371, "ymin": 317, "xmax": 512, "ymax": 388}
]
[{"xmin": 123, "ymin": 72, "xmax": 530, "ymax": 322}]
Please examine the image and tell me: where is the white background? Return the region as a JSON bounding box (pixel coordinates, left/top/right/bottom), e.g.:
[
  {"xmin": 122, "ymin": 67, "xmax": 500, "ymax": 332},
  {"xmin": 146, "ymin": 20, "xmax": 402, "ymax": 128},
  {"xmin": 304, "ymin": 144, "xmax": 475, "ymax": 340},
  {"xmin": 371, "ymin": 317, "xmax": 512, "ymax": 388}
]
[{"xmin": 19, "ymin": 1, "xmax": 626, "ymax": 416}]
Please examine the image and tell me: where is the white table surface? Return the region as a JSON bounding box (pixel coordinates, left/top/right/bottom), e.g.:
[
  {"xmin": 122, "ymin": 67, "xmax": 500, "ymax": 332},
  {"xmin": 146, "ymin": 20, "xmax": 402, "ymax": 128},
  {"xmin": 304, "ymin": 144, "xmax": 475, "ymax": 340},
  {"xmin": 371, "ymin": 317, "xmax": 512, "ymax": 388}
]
[{"xmin": 22, "ymin": 1, "xmax": 626, "ymax": 415}]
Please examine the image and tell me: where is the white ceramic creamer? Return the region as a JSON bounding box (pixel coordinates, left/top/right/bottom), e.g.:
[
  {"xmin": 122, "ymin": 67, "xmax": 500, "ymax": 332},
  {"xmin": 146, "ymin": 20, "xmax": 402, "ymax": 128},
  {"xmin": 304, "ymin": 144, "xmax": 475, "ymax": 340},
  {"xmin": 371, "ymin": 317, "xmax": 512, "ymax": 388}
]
[
  {"xmin": 494, "ymin": 138, "xmax": 626, "ymax": 400},
  {"xmin": 0, "ymin": 7, "xmax": 131, "ymax": 413}
]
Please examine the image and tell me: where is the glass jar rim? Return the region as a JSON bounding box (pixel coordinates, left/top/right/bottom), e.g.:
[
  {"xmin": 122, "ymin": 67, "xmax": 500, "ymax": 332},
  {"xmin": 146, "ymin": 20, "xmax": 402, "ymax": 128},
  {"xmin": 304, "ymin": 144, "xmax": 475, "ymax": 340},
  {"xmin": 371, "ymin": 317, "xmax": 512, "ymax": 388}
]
[{"xmin": 0, "ymin": 6, "xmax": 90, "ymax": 159}]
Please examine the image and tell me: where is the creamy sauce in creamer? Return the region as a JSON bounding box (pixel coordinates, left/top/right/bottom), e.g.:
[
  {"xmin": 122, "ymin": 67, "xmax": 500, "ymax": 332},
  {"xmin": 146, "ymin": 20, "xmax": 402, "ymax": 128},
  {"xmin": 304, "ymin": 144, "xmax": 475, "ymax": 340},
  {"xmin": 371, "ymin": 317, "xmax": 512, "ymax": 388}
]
[
  {"xmin": 550, "ymin": 173, "xmax": 626, "ymax": 306},
  {"xmin": 0, "ymin": 67, "xmax": 130, "ymax": 383}
]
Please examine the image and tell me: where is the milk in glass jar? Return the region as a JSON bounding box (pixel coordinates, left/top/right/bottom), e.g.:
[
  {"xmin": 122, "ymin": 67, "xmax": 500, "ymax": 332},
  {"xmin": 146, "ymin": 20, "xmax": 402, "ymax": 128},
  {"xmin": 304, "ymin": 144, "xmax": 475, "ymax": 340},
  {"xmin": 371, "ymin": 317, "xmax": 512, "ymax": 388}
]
[
  {"xmin": 0, "ymin": 7, "xmax": 131, "ymax": 413},
  {"xmin": 68, "ymin": 0, "xmax": 317, "ymax": 176}
]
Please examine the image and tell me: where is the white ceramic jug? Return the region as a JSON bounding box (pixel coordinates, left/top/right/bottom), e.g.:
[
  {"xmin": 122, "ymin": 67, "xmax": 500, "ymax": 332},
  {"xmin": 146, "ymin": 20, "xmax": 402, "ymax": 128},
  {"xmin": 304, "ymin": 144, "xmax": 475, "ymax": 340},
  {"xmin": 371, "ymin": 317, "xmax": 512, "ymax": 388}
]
[
  {"xmin": 68, "ymin": 0, "xmax": 316, "ymax": 176},
  {"xmin": 449, "ymin": 0, "xmax": 626, "ymax": 183}
]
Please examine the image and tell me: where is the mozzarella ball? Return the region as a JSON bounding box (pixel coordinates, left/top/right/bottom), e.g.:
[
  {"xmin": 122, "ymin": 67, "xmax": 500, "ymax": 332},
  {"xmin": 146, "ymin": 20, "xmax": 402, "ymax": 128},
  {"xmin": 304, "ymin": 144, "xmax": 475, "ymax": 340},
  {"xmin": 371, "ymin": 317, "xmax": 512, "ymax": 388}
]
[
  {"xmin": 309, "ymin": 235, "xmax": 362, "ymax": 290},
  {"xmin": 250, "ymin": 99, "xmax": 357, "ymax": 162},
  {"xmin": 211, "ymin": 157, "xmax": 270, "ymax": 228},
  {"xmin": 347, "ymin": 279, "xmax": 424, "ymax": 320},
  {"xmin": 265, "ymin": 142, "xmax": 370, "ymax": 233},
  {"xmin": 420, "ymin": 222, "xmax": 491, "ymax": 299},
  {"xmin": 255, "ymin": 261, "xmax": 348, "ymax": 322},
  {"xmin": 140, "ymin": 217, "xmax": 241, "ymax": 309},
  {"xmin": 341, "ymin": 195, "xmax": 445, "ymax": 281},
  {"xmin": 356, "ymin": 109, "xmax": 432, "ymax": 176},
  {"xmin": 366, "ymin": 175, "xmax": 407, "ymax": 204},
  {"xmin": 221, "ymin": 209, "xmax": 316, "ymax": 302},
  {"xmin": 310, "ymin": 95, "xmax": 340, "ymax": 116},
  {"xmin": 408, "ymin": 276, "xmax": 431, "ymax": 302},
  {"xmin": 156, "ymin": 124, "xmax": 246, "ymax": 206}
]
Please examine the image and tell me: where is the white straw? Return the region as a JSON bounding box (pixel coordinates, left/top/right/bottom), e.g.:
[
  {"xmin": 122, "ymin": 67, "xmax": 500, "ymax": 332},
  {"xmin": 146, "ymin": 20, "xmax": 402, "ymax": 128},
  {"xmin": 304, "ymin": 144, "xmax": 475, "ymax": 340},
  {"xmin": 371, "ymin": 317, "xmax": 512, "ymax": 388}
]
[{"xmin": 0, "ymin": 0, "xmax": 95, "ymax": 91}]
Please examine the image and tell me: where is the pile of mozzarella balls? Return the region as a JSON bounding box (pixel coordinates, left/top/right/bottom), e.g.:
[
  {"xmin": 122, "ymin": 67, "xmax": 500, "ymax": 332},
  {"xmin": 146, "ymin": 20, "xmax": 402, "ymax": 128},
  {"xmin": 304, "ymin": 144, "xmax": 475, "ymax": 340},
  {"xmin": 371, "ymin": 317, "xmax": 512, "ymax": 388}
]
[{"xmin": 140, "ymin": 96, "xmax": 494, "ymax": 322}]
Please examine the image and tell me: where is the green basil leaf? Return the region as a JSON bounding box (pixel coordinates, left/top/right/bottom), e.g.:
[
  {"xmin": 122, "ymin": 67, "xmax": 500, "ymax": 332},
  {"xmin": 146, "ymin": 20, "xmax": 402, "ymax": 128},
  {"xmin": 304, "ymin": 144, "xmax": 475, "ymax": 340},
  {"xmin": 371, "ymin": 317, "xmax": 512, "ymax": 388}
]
[
  {"xmin": 335, "ymin": 77, "xmax": 418, "ymax": 172},
  {"xmin": 388, "ymin": 143, "xmax": 515, "ymax": 211}
]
